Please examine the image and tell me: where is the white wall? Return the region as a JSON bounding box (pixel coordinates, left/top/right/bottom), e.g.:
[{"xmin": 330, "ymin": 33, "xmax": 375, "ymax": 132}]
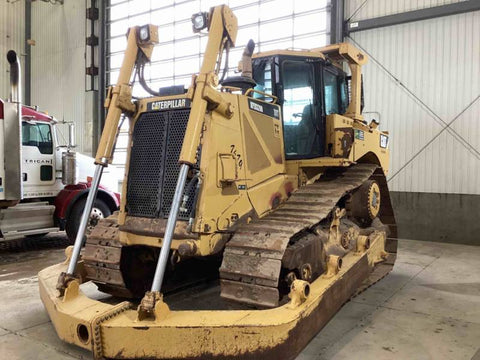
[
  {"xmin": 345, "ymin": 0, "xmax": 468, "ymax": 20},
  {"xmin": 0, "ymin": 0, "xmax": 25, "ymax": 101},
  {"xmin": 345, "ymin": 1, "xmax": 480, "ymax": 194},
  {"xmin": 30, "ymin": 0, "xmax": 91, "ymax": 154}
]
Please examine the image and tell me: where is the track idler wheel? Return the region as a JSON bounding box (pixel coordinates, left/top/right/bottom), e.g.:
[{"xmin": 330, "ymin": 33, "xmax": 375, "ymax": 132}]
[{"xmin": 347, "ymin": 180, "xmax": 381, "ymax": 225}]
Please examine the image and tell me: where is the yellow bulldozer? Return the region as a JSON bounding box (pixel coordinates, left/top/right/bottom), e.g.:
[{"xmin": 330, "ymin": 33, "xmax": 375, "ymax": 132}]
[{"xmin": 39, "ymin": 5, "xmax": 396, "ymax": 359}]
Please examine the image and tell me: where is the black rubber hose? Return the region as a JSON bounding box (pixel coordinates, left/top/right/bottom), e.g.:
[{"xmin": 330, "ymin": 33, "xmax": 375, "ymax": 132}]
[
  {"xmin": 188, "ymin": 175, "xmax": 201, "ymax": 220},
  {"xmin": 138, "ymin": 63, "xmax": 161, "ymax": 96},
  {"xmin": 184, "ymin": 173, "xmax": 199, "ymax": 195}
]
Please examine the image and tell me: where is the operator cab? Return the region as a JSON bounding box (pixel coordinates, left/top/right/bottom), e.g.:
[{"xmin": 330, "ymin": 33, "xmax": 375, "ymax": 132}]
[{"xmin": 252, "ymin": 52, "xmax": 349, "ymax": 160}]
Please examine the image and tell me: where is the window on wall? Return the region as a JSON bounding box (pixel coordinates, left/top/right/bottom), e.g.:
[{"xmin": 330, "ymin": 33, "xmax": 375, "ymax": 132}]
[{"xmin": 107, "ymin": 0, "xmax": 330, "ymax": 168}]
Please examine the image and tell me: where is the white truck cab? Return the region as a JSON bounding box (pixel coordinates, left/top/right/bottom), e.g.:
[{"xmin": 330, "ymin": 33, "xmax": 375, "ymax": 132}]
[{"xmin": 0, "ymin": 51, "xmax": 121, "ymax": 242}]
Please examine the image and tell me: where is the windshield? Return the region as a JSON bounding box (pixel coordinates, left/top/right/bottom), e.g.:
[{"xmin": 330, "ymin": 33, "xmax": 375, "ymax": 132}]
[{"xmin": 22, "ymin": 122, "xmax": 53, "ymax": 154}]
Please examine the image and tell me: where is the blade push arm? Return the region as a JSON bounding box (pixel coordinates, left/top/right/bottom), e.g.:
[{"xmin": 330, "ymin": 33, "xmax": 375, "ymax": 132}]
[
  {"xmin": 179, "ymin": 5, "xmax": 237, "ymax": 165},
  {"xmin": 57, "ymin": 25, "xmax": 158, "ymax": 294},
  {"xmin": 96, "ymin": 25, "xmax": 158, "ymax": 165},
  {"xmin": 139, "ymin": 5, "xmax": 238, "ymax": 320}
]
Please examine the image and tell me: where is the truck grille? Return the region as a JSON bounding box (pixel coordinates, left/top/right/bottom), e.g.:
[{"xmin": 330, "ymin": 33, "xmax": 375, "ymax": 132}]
[{"xmin": 126, "ymin": 109, "xmax": 196, "ymax": 219}]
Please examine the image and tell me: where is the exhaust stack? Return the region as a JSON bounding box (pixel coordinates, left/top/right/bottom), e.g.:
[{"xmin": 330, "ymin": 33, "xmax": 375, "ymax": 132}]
[
  {"xmin": 7, "ymin": 50, "xmax": 22, "ymax": 103},
  {"xmin": 241, "ymin": 39, "xmax": 255, "ymax": 79},
  {"xmin": 4, "ymin": 50, "xmax": 23, "ymax": 200}
]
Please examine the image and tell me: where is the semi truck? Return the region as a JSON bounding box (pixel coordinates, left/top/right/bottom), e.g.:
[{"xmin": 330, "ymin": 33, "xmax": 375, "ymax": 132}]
[{"xmin": 0, "ymin": 50, "xmax": 120, "ymax": 242}]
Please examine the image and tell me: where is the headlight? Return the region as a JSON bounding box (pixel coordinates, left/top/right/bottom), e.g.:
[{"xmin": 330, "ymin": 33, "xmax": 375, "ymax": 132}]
[
  {"xmin": 191, "ymin": 12, "xmax": 207, "ymax": 32},
  {"xmin": 138, "ymin": 25, "xmax": 150, "ymax": 42},
  {"xmin": 380, "ymin": 134, "xmax": 389, "ymax": 148}
]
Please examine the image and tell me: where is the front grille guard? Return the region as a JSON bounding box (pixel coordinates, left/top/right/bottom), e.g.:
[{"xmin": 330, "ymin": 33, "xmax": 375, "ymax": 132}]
[{"xmin": 126, "ymin": 109, "xmax": 197, "ymax": 220}]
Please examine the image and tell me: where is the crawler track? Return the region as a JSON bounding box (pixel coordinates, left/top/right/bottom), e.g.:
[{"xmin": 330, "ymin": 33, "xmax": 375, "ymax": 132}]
[
  {"xmin": 83, "ymin": 164, "xmax": 397, "ymax": 307},
  {"xmin": 83, "ymin": 217, "xmax": 221, "ymax": 298},
  {"xmin": 219, "ymin": 164, "xmax": 397, "ymax": 307},
  {"xmin": 82, "ymin": 216, "xmax": 130, "ymax": 296}
]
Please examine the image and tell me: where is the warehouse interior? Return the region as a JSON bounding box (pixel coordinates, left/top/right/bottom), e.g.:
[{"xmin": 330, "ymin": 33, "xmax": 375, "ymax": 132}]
[{"xmin": 0, "ymin": 0, "xmax": 479, "ymax": 359}]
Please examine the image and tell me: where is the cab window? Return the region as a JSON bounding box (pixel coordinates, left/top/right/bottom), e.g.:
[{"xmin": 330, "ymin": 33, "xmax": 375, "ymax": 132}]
[
  {"xmin": 252, "ymin": 58, "xmax": 273, "ymax": 101},
  {"xmin": 22, "ymin": 122, "xmax": 53, "ymax": 154},
  {"xmin": 324, "ymin": 69, "xmax": 349, "ymax": 115}
]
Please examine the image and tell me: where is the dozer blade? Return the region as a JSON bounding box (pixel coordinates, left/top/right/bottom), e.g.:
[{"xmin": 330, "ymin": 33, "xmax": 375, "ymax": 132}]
[{"xmin": 39, "ymin": 226, "xmax": 389, "ymax": 360}]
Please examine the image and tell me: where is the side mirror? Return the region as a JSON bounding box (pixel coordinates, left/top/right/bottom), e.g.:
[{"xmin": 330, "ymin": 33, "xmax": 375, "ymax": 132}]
[{"xmin": 68, "ymin": 123, "xmax": 76, "ymax": 149}]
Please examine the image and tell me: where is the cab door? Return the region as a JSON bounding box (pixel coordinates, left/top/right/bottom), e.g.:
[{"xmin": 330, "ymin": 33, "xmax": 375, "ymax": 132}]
[
  {"xmin": 277, "ymin": 57, "xmax": 324, "ymax": 159},
  {"xmin": 22, "ymin": 121, "xmax": 56, "ymax": 197}
]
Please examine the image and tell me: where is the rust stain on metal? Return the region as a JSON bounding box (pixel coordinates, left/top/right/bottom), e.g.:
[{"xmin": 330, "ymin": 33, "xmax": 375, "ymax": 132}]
[
  {"xmin": 269, "ymin": 192, "xmax": 282, "ymax": 209},
  {"xmin": 120, "ymin": 216, "xmax": 198, "ymax": 239},
  {"xmin": 284, "ymin": 182, "xmax": 294, "ymax": 197},
  {"xmin": 334, "ymin": 127, "xmax": 354, "ymax": 158}
]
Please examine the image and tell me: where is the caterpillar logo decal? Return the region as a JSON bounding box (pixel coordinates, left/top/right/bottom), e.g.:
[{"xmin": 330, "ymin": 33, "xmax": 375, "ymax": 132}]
[{"xmin": 147, "ymin": 98, "xmax": 191, "ymax": 111}]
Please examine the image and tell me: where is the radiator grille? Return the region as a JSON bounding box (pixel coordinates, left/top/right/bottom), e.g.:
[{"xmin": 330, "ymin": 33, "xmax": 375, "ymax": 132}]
[{"xmin": 126, "ymin": 109, "xmax": 196, "ymax": 219}]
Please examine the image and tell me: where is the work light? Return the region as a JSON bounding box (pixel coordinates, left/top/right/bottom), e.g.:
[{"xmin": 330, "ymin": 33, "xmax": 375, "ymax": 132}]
[
  {"xmin": 138, "ymin": 25, "xmax": 150, "ymax": 42},
  {"xmin": 192, "ymin": 12, "xmax": 208, "ymax": 32}
]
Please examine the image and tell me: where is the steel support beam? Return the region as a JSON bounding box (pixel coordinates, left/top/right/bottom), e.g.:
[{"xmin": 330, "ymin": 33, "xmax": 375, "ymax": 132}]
[
  {"xmin": 93, "ymin": 0, "xmax": 107, "ymax": 154},
  {"xmin": 24, "ymin": 0, "xmax": 31, "ymax": 105},
  {"xmin": 330, "ymin": 0, "xmax": 345, "ymax": 43},
  {"xmin": 346, "ymin": 0, "xmax": 480, "ymax": 34}
]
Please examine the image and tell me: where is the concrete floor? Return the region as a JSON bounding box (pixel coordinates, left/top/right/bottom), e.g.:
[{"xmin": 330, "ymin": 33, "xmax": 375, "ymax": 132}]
[{"xmin": 0, "ymin": 235, "xmax": 479, "ymax": 360}]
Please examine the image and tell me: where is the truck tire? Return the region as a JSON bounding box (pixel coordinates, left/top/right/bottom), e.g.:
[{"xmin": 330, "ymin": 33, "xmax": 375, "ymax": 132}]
[
  {"xmin": 65, "ymin": 198, "xmax": 112, "ymax": 243},
  {"xmin": 26, "ymin": 233, "xmax": 49, "ymax": 238}
]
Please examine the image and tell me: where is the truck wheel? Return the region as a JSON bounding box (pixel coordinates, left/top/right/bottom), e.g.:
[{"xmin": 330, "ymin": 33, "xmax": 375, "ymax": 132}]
[
  {"xmin": 26, "ymin": 233, "xmax": 49, "ymax": 238},
  {"xmin": 65, "ymin": 198, "xmax": 112, "ymax": 243}
]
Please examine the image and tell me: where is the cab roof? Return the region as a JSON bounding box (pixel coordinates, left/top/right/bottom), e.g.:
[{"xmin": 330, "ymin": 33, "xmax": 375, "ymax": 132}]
[
  {"xmin": 253, "ymin": 49, "xmax": 326, "ymax": 60},
  {"xmin": 0, "ymin": 99, "xmax": 55, "ymax": 123}
]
